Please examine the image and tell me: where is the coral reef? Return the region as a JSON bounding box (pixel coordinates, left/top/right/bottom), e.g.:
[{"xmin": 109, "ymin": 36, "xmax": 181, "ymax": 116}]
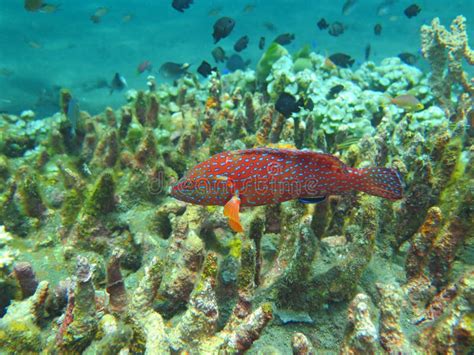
[
  {"xmin": 0, "ymin": 18, "xmax": 472, "ymax": 353},
  {"xmin": 13, "ymin": 261, "xmax": 39, "ymax": 298},
  {"xmin": 421, "ymin": 16, "xmax": 474, "ymax": 115}
]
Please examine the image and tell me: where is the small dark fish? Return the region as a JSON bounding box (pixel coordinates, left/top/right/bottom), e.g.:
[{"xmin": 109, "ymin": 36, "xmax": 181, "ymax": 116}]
[
  {"xmin": 212, "ymin": 47, "xmax": 227, "ymax": 63},
  {"xmin": 234, "ymin": 35, "xmax": 249, "ymax": 52},
  {"xmin": 159, "ymin": 62, "xmax": 190, "ymax": 79},
  {"xmin": 404, "ymin": 4, "xmax": 421, "ymax": 18},
  {"xmin": 122, "ymin": 13, "xmax": 134, "ymax": 23},
  {"xmin": 342, "ymin": 0, "xmax": 357, "ymax": 15},
  {"xmin": 212, "ymin": 17, "xmax": 235, "ymax": 43},
  {"xmin": 208, "ymin": 6, "xmax": 222, "ymax": 17},
  {"xmin": 110, "ymin": 73, "xmax": 127, "ymax": 94},
  {"xmin": 328, "ymin": 22, "xmax": 345, "ymax": 37},
  {"xmin": 398, "ymin": 52, "xmax": 418, "ymax": 65},
  {"xmin": 172, "ymin": 0, "xmax": 193, "ymax": 12},
  {"xmin": 197, "ymin": 61, "xmax": 217, "ymax": 78},
  {"xmin": 24, "ymin": 0, "xmax": 43, "ymax": 12},
  {"xmin": 328, "ymin": 53, "xmax": 355, "ymax": 68},
  {"xmin": 263, "ymin": 22, "xmax": 277, "ymax": 32},
  {"xmin": 326, "ymin": 85, "xmax": 345, "ymax": 100},
  {"xmin": 90, "ymin": 6, "xmax": 108, "ymax": 24},
  {"xmin": 365, "ymin": 44, "xmax": 371, "ymax": 61},
  {"xmin": 226, "ymin": 54, "xmax": 250, "ymax": 72},
  {"xmin": 275, "ymin": 93, "xmax": 303, "ymax": 118},
  {"xmin": 27, "ymin": 40, "xmax": 42, "ymax": 49},
  {"xmin": 317, "ymin": 18, "xmax": 329, "ymax": 30},
  {"xmin": 374, "ymin": 23, "xmax": 382, "ymax": 35},
  {"xmin": 243, "ymin": 4, "xmax": 255, "ymax": 13},
  {"xmin": 0, "ymin": 68, "xmax": 14, "ymax": 77},
  {"xmin": 39, "ymin": 3, "xmax": 60, "ymax": 13},
  {"xmin": 258, "ymin": 36, "xmax": 266, "ymax": 50},
  {"xmin": 274, "ymin": 33, "xmax": 295, "ymax": 46}
]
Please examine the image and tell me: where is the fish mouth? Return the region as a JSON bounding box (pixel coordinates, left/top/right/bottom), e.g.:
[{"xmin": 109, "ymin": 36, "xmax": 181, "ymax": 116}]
[
  {"xmin": 169, "ymin": 182, "xmax": 181, "ymax": 198},
  {"xmin": 170, "ymin": 179, "xmax": 193, "ymax": 200}
]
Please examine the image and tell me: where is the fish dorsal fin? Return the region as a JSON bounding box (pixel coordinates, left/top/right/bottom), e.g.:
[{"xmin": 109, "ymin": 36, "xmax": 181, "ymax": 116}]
[{"xmin": 235, "ymin": 148, "xmax": 346, "ymax": 172}]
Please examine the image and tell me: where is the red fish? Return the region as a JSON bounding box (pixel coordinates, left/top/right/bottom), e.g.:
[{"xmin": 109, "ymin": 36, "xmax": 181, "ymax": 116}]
[
  {"xmin": 137, "ymin": 60, "xmax": 152, "ymax": 75},
  {"xmin": 171, "ymin": 148, "xmax": 403, "ymax": 232}
]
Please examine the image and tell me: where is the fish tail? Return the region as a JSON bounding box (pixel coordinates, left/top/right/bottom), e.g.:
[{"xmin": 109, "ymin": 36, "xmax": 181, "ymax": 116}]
[
  {"xmin": 382, "ymin": 94, "xmax": 393, "ymax": 106},
  {"xmin": 354, "ymin": 167, "xmax": 403, "ymax": 200}
]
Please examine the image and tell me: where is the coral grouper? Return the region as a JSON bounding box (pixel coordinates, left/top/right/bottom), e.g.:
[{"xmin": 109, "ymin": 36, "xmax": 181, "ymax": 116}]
[{"xmin": 171, "ymin": 148, "xmax": 403, "ymax": 232}]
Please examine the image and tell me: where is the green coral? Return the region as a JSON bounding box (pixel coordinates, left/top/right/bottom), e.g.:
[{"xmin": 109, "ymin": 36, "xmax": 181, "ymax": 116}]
[
  {"xmin": 83, "ymin": 171, "xmax": 116, "ymax": 217},
  {"xmin": 0, "ymin": 183, "xmax": 30, "ymax": 237},
  {"xmin": 59, "ymin": 88, "xmax": 72, "ymax": 115},
  {"xmin": 86, "ymin": 324, "xmax": 133, "ymax": 355},
  {"xmin": 256, "ymin": 43, "xmax": 289, "ymax": 83},
  {"xmin": 17, "ymin": 169, "xmax": 46, "ymax": 219},
  {"xmin": 61, "ymin": 188, "xmax": 84, "ymax": 228},
  {"xmin": 236, "ymin": 239, "xmax": 256, "ymax": 292},
  {"xmin": 193, "ymin": 252, "xmax": 218, "ymax": 295},
  {"xmin": 209, "ymin": 119, "xmax": 227, "ymax": 155},
  {"xmin": 293, "ymin": 58, "xmax": 313, "ymax": 72},
  {"xmin": 59, "ymin": 257, "xmax": 98, "ymax": 352},
  {"xmin": 227, "ymin": 236, "xmax": 242, "ymax": 259},
  {"xmin": 292, "ymin": 44, "xmax": 311, "ymax": 61},
  {"xmin": 0, "ymin": 154, "xmax": 10, "ymax": 185},
  {"xmin": 0, "ymin": 281, "xmax": 49, "ymax": 352},
  {"xmin": 124, "ymin": 126, "xmax": 144, "ymax": 151}
]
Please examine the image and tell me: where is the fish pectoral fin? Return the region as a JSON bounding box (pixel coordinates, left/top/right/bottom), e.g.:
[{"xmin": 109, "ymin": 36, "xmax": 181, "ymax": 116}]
[
  {"xmin": 228, "ymin": 219, "xmax": 244, "ymax": 233},
  {"xmin": 298, "ymin": 196, "xmax": 326, "ymax": 204},
  {"xmin": 223, "ymin": 196, "xmax": 239, "ymax": 219},
  {"xmin": 224, "ymin": 195, "xmax": 243, "ymax": 232}
]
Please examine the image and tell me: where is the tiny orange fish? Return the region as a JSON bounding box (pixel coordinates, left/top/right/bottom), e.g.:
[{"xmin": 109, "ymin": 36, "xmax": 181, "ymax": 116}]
[{"xmin": 137, "ymin": 60, "xmax": 152, "ymax": 75}]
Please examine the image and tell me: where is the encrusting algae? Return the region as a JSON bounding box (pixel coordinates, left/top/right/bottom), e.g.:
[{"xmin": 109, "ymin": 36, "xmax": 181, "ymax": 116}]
[{"xmin": 0, "ymin": 16, "xmax": 473, "ymax": 354}]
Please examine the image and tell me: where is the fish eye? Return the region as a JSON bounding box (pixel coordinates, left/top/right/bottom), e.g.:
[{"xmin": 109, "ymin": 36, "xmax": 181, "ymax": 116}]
[{"xmin": 178, "ymin": 179, "xmax": 194, "ymax": 193}]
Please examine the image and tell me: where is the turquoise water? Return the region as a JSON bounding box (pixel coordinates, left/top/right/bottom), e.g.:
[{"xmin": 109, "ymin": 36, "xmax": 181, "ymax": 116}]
[{"xmin": 1, "ymin": 0, "xmax": 472, "ymax": 116}]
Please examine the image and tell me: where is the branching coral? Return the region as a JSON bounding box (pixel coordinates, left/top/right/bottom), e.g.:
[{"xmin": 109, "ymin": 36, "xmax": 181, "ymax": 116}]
[
  {"xmin": 0, "ymin": 280, "xmax": 49, "ymax": 352},
  {"xmin": 340, "ymin": 293, "xmax": 380, "ymax": 354},
  {"xmin": 421, "ymin": 16, "xmax": 474, "ymax": 114}
]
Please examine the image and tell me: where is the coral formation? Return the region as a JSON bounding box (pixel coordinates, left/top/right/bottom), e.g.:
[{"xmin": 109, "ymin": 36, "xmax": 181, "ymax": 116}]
[
  {"xmin": 13, "ymin": 261, "xmax": 39, "ymax": 298},
  {"xmin": 0, "ymin": 18, "xmax": 472, "ymax": 353},
  {"xmin": 421, "ymin": 16, "xmax": 474, "ymax": 115}
]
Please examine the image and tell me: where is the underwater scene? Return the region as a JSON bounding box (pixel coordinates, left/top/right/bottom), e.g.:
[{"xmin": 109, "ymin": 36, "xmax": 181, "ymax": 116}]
[{"xmin": 0, "ymin": 0, "xmax": 473, "ymax": 353}]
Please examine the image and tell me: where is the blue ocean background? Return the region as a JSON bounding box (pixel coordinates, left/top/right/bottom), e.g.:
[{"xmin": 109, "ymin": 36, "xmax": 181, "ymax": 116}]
[{"xmin": 0, "ymin": 0, "xmax": 472, "ymax": 116}]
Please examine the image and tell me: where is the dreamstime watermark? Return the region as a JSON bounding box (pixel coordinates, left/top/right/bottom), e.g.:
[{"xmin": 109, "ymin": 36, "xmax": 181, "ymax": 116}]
[
  {"xmin": 162, "ymin": 177, "xmax": 324, "ymax": 198},
  {"xmin": 144, "ymin": 162, "xmax": 327, "ymax": 197}
]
